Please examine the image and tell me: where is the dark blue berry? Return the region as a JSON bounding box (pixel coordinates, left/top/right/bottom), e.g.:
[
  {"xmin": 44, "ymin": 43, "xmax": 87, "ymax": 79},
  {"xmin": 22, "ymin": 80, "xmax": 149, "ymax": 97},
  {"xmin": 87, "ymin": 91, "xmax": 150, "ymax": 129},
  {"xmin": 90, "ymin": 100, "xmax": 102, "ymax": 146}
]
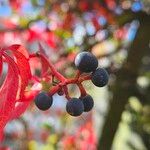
[
  {"xmin": 57, "ymin": 89, "xmax": 64, "ymax": 96},
  {"xmin": 75, "ymin": 52, "xmax": 98, "ymax": 73},
  {"xmin": 66, "ymin": 98, "xmax": 84, "ymax": 116},
  {"xmin": 91, "ymin": 68, "xmax": 109, "ymax": 87},
  {"xmin": 81, "ymin": 95, "xmax": 94, "ymax": 112},
  {"xmin": 35, "ymin": 92, "xmax": 53, "ymax": 111}
]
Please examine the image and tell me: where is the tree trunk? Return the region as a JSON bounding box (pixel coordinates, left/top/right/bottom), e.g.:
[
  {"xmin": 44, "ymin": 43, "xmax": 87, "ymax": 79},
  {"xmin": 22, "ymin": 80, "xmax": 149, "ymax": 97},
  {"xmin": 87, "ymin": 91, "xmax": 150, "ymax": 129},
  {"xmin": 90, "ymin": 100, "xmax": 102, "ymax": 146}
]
[{"xmin": 98, "ymin": 12, "xmax": 150, "ymax": 150}]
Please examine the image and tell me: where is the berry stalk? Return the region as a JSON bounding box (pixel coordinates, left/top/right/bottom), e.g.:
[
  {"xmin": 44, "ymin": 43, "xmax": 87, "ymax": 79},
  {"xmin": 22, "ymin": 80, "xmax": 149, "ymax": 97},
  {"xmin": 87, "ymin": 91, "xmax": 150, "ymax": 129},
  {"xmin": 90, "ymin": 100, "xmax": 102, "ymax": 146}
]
[
  {"xmin": 29, "ymin": 53, "xmax": 66, "ymax": 82},
  {"xmin": 33, "ymin": 51, "xmax": 109, "ymax": 117}
]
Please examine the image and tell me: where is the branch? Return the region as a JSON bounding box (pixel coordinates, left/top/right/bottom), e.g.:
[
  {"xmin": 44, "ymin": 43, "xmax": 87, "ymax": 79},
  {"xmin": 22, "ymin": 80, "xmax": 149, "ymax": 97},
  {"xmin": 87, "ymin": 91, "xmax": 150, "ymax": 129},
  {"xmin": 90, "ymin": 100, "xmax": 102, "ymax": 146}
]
[
  {"xmin": 98, "ymin": 11, "xmax": 150, "ymax": 150},
  {"xmin": 116, "ymin": 9, "xmax": 150, "ymax": 27}
]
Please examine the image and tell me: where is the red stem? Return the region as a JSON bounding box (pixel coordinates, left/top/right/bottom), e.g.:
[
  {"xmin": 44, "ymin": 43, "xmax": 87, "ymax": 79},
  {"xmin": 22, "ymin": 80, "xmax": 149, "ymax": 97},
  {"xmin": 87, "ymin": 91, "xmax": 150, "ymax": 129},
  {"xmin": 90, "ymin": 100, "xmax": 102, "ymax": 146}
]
[
  {"xmin": 31, "ymin": 76, "xmax": 41, "ymax": 82},
  {"xmin": 48, "ymin": 85, "xmax": 60, "ymax": 96},
  {"xmin": 48, "ymin": 75, "xmax": 91, "ymax": 98},
  {"xmin": 75, "ymin": 70, "xmax": 82, "ymax": 79},
  {"xmin": 29, "ymin": 53, "xmax": 66, "ymax": 82},
  {"xmin": 29, "ymin": 53, "xmax": 92, "ymax": 99},
  {"xmin": 78, "ymin": 74, "xmax": 92, "ymax": 83},
  {"xmin": 77, "ymin": 83, "xmax": 87, "ymax": 97},
  {"xmin": 63, "ymin": 85, "xmax": 71, "ymax": 100}
]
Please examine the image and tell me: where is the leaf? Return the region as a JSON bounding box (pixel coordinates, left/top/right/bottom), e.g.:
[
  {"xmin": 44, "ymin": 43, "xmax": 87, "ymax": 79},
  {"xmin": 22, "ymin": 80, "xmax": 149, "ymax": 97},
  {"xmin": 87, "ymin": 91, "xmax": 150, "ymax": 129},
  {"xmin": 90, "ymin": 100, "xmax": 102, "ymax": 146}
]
[
  {"xmin": 0, "ymin": 44, "xmax": 32, "ymax": 139},
  {"xmin": 0, "ymin": 54, "xmax": 2, "ymax": 77},
  {"xmin": 0, "ymin": 53, "xmax": 19, "ymax": 140},
  {"xmin": 6, "ymin": 45, "xmax": 32, "ymax": 100},
  {"xmin": 7, "ymin": 44, "xmax": 29, "ymax": 58},
  {"xmin": 9, "ymin": 101, "xmax": 31, "ymax": 121},
  {"xmin": 13, "ymin": 51, "xmax": 31, "ymax": 100},
  {"xmin": 9, "ymin": 90, "xmax": 39, "ymax": 120}
]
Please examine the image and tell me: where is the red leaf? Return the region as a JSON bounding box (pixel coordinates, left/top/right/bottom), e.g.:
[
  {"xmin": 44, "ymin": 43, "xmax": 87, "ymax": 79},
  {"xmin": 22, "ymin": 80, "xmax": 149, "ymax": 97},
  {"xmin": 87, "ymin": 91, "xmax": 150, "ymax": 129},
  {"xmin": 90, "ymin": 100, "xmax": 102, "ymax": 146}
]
[
  {"xmin": 8, "ymin": 44, "xmax": 29, "ymax": 59},
  {"xmin": 0, "ymin": 44, "xmax": 32, "ymax": 139},
  {"xmin": 6, "ymin": 45, "xmax": 31, "ymax": 100},
  {"xmin": 13, "ymin": 51, "xmax": 31, "ymax": 100},
  {"xmin": 0, "ymin": 53, "xmax": 19, "ymax": 140},
  {"xmin": 9, "ymin": 90, "xmax": 39, "ymax": 120},
  {"xmin": 9, "ymin": 101, "xmax": 31, "ymax": 121},
  {"xmin": 0, "ymin": 54, "xmax": 2, "ymax": 77}
]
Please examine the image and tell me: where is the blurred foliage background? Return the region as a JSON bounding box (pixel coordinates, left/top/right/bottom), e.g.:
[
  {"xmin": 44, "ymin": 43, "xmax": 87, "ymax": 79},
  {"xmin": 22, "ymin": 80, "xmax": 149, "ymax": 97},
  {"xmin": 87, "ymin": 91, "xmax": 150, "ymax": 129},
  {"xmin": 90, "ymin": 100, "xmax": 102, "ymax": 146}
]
[{"xmin": 0, "ymin": 0, "xmax": 150, "ymax": 150}]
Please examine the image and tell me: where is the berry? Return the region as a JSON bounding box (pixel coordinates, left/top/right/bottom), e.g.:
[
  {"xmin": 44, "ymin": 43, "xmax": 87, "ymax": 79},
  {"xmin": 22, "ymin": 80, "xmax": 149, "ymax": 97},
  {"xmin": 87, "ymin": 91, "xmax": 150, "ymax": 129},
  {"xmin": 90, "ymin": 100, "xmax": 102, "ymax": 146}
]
[
  {"xmin": 91, "ymin": 68, "xmax": 109, "ymax": 87},
  {"xmin": 81, "ymin": 95, "xmax": 94, "ymax": 112},
  {"xmin": 74, "ymin": 52, "xmax": 98, "ymax": 73},
  {"xmin": 66, "ymin": 98, "xmax": 84, "ymax": 116},
  {"xmin": 34, "ymin": 92, "xmax": 53, "ymax": 111},
  {"xmin": 57, "ymin": 89, "xmax": 64, "ymax": 96}
]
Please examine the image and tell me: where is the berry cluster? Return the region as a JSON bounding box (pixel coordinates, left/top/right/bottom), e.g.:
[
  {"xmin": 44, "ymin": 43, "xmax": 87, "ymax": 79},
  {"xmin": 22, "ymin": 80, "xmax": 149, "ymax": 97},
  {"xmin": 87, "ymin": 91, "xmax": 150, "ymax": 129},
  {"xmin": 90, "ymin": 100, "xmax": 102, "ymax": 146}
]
[{"xmin": 34, "ymin": 51, "xmax": 109, "ymax": 117}]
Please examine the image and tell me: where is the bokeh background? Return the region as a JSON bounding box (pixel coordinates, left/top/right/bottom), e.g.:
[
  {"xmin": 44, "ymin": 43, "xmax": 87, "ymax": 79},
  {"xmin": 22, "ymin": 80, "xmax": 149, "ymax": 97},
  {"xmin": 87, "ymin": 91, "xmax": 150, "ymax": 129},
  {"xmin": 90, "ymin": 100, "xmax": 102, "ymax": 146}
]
[{"xmin": 0, "ymin": 0, "xmax": 150, "ymax": 150}]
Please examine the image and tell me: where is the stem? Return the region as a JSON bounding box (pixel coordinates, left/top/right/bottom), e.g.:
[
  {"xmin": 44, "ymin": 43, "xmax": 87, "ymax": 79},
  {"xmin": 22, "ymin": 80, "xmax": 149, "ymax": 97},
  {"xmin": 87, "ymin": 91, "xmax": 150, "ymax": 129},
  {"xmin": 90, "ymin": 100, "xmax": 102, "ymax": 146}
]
[
  {"xmin": 48, "ymin": 75, "xmax": 91, "ymax": 97},
  {"xmin": 30, "ymin": 53, "xmax": 92, "ymax": 100},
  {"xmin": 31, "ymin": 76, "xmax": 41, "ymax": 82},
  {"xmin": 78, "ymin": 83, "xmax": 87, "ymax": 97},
  {"xmin": 42, "ymin": 70, "xmax": 50, "ymax": 78},
  {"xmin": 48, "ymin": 85, "xmax": 60, "ymax": 96},
  {"xmin": 29, "ymin": 53, "xmax": 66, "ymax": 82},
  {"xmin": 75, "ymin": 70, "xmax": 82, "ymax": 79},
  {"xmin": 79, "ymin": 74, "xmax": 92, "ymax": 83},
  {"xmin": 66, "ymin": 78, "xmax": 78, "ymax": 84},
  {"xmin": 66, "ymin": 74, "xmax": 92, "ymax": 84},
  {"xmin": 63, "ymin": 85, "xmax": 71, "ymax": 100}
]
